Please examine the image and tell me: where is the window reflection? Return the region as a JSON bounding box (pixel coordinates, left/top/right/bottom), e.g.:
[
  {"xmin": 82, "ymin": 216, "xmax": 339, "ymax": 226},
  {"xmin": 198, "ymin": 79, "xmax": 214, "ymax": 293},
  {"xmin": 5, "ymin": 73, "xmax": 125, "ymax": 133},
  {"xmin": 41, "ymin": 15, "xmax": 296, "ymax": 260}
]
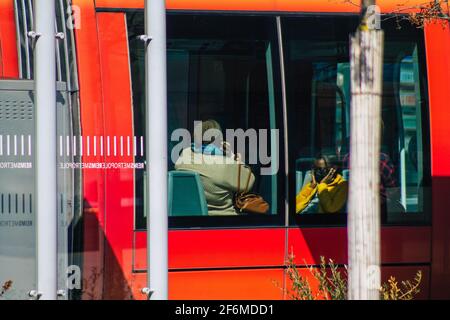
[
  {"xmin": 284, "ymin": 17, "xmax": 429, "ymax": 223},
  {"xmin": 128, "ymin": 14, "xmax": 281, "ymax": 226}
]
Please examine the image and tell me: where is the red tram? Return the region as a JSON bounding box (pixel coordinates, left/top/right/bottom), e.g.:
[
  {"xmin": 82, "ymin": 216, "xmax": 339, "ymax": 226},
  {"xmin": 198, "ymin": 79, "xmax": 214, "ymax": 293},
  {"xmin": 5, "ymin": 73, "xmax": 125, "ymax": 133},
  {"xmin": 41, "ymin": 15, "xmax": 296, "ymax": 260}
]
[{"xmin": 0, "ymin": 0, "xmax": 449, "ymax": 299}]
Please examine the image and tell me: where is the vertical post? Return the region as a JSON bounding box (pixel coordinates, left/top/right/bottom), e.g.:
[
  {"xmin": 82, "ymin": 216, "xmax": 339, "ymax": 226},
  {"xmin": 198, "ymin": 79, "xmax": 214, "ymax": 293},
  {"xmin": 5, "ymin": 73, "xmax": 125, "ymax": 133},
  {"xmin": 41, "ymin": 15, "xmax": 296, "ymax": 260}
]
[
  {"xmin": 34, "ymin": 0, "xmax": 57, "ymax": 300},
  {"xmin": 347, "ymin": 2, "xmax": 384, "ymax": 299},
  {"xmin": 145, "ymin": 0, "xmax": 168, "ymax": 300}
]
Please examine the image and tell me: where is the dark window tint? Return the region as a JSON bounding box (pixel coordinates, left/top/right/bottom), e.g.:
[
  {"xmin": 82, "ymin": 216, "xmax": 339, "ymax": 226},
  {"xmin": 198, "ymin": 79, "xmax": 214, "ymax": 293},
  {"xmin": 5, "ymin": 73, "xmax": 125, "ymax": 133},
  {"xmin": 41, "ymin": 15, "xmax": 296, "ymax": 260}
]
[
  {"xmin": 283, "ymin": 16, "xmax": 430, "ymax": 225},
  {"xmin": 127, "ymin": 14, "xmax": 284, "ymax": 229}
]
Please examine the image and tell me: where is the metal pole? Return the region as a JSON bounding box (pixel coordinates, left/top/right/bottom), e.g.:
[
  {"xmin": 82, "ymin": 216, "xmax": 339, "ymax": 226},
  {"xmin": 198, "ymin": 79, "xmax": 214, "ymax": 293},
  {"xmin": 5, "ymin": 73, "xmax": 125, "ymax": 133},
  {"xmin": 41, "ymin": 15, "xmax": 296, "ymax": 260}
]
[
  {"xmin": 145, "ymin": 0, "xmax": 168, "ymax": 300},
  {"xmin": 33, "ymin": 0, "xmax": 57, "ymax": 300}
]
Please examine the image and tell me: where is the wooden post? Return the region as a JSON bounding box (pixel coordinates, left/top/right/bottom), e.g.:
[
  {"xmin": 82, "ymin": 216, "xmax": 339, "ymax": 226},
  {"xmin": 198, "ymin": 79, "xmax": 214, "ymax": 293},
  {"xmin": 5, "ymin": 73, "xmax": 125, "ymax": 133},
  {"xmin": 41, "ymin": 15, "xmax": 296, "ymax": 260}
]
[{"xmin": 347, "ymin": 1, "xmax": 384, "ymax": 300}]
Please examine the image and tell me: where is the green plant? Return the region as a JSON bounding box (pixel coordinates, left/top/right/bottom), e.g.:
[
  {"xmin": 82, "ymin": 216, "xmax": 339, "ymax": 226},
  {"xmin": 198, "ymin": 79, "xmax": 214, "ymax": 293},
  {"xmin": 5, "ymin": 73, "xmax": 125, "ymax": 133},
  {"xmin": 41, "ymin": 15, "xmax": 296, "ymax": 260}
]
[
  {"xmin": 283, "ymin": 253, "xmax": 314, "ymax": 300},
  {"xmin": 284, "ymin": 253, "xmax": 347, "ymax": 300},
  {"xmin": 380, "ymin": 272, "xmax": 422, "ymax": 300},
  {"xmin": 283, "ymin": 253, "xmax": 422, "ymax": 300}
]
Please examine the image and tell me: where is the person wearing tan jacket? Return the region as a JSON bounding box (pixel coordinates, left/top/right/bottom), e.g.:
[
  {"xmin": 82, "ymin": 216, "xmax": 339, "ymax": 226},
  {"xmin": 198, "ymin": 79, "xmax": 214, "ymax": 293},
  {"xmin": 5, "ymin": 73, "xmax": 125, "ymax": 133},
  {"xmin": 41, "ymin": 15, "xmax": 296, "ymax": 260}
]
[
  {"xmin": 296, "ymin": 156, "xmax": 348, "ymax": 214},
  {"xmin": 175, "ymin": 120, "xmax": 255, "ymax": 216}
]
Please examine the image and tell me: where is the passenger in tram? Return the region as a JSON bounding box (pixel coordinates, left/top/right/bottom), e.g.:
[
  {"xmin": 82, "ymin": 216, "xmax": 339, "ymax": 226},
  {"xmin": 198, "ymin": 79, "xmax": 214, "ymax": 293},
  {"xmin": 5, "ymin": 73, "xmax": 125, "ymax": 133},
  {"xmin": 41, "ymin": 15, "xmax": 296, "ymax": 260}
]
[
  {"xmin": 296, "ymin": 155, "xmax": 348, "ymax": 214},
  {"xmin": 175, "ymin": 120, "xmax": 255, "ymax": 216}
]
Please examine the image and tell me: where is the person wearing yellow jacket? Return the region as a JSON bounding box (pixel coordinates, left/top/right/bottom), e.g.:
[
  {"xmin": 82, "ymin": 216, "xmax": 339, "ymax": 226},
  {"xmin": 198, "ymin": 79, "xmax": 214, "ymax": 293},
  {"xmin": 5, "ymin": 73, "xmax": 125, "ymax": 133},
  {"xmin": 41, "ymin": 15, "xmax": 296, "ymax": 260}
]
[{"xmin": 296, "ymin": 157, "xmax": 348, "ymax": 214}]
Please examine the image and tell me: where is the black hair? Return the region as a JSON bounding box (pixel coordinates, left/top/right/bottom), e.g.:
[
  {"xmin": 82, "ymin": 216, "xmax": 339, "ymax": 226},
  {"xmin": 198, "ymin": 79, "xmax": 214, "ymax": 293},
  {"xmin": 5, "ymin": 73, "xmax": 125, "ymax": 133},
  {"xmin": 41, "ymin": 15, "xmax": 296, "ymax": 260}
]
[{"xmin": 313, "ymin": 154, "xmax": 330, "ymax": 167}]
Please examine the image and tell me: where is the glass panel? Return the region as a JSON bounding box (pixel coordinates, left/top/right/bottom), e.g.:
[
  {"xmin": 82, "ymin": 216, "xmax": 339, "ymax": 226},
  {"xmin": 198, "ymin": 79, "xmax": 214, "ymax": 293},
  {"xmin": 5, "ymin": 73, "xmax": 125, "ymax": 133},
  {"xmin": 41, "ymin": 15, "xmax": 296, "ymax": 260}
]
[
  {"xmin": 0, "ymin": 81, "xmax": 36, "ymax": 299},
  {"xmin": 394, "ymin": 47, "xmax": 428, "ymax": 220},
  {"xmin": 283, "ymin": 16, "xmax": 430, "ymax": 224},
  {"xmin": 127, "ymin": 14, "xmax": 283, "ymax": 228},
  {"xmin": 0, "ymin": 80, "xmax": 79, "ymax": 299}
]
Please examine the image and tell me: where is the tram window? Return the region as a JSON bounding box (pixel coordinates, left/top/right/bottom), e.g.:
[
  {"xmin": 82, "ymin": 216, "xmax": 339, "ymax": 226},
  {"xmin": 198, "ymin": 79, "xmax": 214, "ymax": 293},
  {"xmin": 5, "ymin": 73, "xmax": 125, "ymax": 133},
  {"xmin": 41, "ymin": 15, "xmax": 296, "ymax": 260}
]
[
  {"xmin": 127, "ymin": 14, "xmax": 284, "ymax": 229},
  {"xmin": 283, "ymin": 16, "xmax": 430, "ymax": 225}
]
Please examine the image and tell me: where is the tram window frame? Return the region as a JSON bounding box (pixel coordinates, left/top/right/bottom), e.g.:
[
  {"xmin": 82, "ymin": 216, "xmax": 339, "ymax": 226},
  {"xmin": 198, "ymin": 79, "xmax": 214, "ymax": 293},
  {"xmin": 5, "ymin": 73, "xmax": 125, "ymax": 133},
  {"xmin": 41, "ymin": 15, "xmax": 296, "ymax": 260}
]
[
  {"xmin": 126, "ymin": 12, "xmax": 286, "ymax": 230},
  {"xmin": 281, "ymin": 15, "xmax": 432, "ymax": 227}
]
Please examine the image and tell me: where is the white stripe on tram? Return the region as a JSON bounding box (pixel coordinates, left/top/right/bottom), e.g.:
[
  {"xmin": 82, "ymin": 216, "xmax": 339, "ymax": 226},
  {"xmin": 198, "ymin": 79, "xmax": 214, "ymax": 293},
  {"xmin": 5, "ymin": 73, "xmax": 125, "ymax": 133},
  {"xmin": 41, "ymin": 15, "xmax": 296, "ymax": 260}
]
[
  {"xmin": 87, "ymin": 136, "xmax": 90, "ymax": 156},
  {"xmin": 100, "ymin": 135, "xmax": 104, "ymax": 156},
  {"xmin": 93, "ymin": 136, "xmax": 97, "ymax": 156},
  {"xmin": 107, "ymin": 136, "xmax": 110, "ymax": 156},
  {"xmin": 114, "ymin": 136, "xmax": 117, "ymax": 156}
]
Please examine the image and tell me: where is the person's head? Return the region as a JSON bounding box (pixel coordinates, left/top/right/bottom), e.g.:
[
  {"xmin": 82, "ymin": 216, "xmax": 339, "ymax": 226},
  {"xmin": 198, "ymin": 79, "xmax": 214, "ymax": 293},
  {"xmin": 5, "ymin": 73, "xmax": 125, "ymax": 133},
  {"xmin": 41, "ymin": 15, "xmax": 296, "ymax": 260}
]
[
  {"xmin": 313, "ymin": 156, "xmax": 328, "ymax": 169},
  {"xmin": 312, "ymin": 155, "xmax": 333, "ymax": 182},
  {"xmin": 194, "ymin": 119, "xmax": 223, "ymax": 146}
]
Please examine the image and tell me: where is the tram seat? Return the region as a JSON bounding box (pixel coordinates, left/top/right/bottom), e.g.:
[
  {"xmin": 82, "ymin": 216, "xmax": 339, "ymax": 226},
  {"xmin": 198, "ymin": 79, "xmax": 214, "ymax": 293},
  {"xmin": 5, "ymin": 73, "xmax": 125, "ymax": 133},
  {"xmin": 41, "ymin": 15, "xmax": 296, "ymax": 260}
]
[
  {"xmin": 295, "ymin": 171, "xmax": 303, "ymax": 194},
  {"xmin": 296, "ymin": 170, "xmax": 313, "ymax": 194},
  {"xmin": 302, "ymin": 170, "xmax": 313, "ymax": 188},
  {"xmin": 342, "ymin": 169, "xmax": 349, "ymax": 181},
  {"xmin": 295, "ymin": 157, "xmax": 314, "ymax": 194},
  {"xmin": 168, "ymin": 171, "xmax": 208, "ymax": 216}
]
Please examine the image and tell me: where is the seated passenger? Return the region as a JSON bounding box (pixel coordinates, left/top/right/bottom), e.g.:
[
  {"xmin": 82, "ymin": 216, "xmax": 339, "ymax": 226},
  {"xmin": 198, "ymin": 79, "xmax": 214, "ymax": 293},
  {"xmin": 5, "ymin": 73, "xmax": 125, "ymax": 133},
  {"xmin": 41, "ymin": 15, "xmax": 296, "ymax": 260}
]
[
  {"xmin": 296, "ymin": 156, "xmax": 348, "ymax": 214},
  {"xmin": 175, "ymin": 120, "xmax": 255, "ymax": 216}
]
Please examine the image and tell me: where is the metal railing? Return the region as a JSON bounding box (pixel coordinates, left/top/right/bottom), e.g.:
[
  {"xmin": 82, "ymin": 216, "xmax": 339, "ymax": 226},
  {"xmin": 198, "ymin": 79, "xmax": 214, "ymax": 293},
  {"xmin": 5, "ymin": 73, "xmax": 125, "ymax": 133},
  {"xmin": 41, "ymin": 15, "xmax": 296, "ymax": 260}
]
[{"xmin": 13, "ymin": 0, "xmax": 78, "ymax": 92}]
